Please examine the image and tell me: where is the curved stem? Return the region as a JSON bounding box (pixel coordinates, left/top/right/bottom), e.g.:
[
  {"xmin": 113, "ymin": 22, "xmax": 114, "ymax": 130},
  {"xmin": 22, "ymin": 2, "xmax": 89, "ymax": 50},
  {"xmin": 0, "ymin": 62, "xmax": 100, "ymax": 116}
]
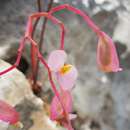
[
  {"xmin": 28, "ymin": 37, "xmax": 68, "ymax": 119},
  {"xmin": 26, "ymin": 12, "xmax": 65, "ymax": 48},
  {"xmin": 49, "ymin": 4, "xmax": 101, "ymax": 49},
  {"xmin": 24, "ymin": 11, "xmax": 65, "ymax": 92},
  {"xmin": 38, "ymin": 51, "xmax": 71, "ymax": 126},
  {"xmin": 0, "ymin": 65, "xmax": 16, "ymax": 76},
  {"xmin": 26, "ymin": 12, "xmax": 65, "ymax": 85},
  {"xmin": 0, "ymin": 37, "xmax": 26, "ymax": 76}
]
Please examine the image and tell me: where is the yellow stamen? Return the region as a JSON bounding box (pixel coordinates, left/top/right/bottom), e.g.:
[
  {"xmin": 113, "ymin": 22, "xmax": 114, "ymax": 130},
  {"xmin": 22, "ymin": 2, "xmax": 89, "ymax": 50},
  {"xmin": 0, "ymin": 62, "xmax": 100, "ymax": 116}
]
[{"xmin": 59, "ymin": 64, "xmax": 72, "ymax": 75}]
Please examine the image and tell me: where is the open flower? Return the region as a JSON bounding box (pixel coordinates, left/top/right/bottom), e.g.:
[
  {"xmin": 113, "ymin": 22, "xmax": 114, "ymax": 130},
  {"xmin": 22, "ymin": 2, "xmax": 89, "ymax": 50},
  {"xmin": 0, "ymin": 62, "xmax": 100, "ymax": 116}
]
[
  {"xmin": 50, "ymin": 89, "xmax": 76, "ymax": 130},
  {"xmin": 97, "ymin": 31, "xmax": 122, "ymax": 72},
  {"xmin": 48, "ymin": 50, "xmax": 78, "ymax": 90},
  {"xmin": 0, "ymin": 100, "xmax": 20, "ymax": 125}
]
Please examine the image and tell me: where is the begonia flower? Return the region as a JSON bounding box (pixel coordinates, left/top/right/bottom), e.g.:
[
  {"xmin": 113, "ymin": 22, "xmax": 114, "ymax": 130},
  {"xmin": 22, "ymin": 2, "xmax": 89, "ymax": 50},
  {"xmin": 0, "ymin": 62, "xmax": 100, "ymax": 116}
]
[
  {"xmin": 97, "ymin": 31, "xmax": 122, "ymax": 72},
  {"xmin": 48, "ymin": 50, "xmax": 78, "ymax": 90},
  {"xmin": 0, "ymin": 100, "xmax": 20, "ymax": 125},
  {"xmin": 50, "ymin": 89, "xmax": 76, "ymax": 130}
]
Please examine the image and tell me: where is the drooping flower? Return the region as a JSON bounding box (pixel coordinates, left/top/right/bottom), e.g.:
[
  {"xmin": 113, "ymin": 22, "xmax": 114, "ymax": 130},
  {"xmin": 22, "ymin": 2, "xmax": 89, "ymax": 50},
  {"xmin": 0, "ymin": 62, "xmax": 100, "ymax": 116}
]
[
  {"xmin": 0, "ymin": 100, "xmax": 20, "ymax": 125},
  {"xmin": 50, "ymin": 89, "xmax": 76, "ymax": 130},
  {"xmin": 48, "ymin": 50, "xmax": 78, "ymax": 90},
  {"xmin": 97, "ymin": 31, "xmax": 122, "ymax": 72}
]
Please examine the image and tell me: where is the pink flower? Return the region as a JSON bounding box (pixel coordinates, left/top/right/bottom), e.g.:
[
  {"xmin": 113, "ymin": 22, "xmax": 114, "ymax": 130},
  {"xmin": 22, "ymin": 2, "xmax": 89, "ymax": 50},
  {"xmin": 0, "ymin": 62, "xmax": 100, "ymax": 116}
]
[
  {"xmin": 50, "ymin": 89, "xmax": 76, "ymax": 129},
  {"xmin": 0, "ymin": 100, "xmax": 20, "ymax": 125},
  {"xmin": 48, "ymin": 50, "xmax": 78, "ymax": 90},
  {"xmin": 97, "ymin": 32, "xmax": 122, "ymax": 72}
]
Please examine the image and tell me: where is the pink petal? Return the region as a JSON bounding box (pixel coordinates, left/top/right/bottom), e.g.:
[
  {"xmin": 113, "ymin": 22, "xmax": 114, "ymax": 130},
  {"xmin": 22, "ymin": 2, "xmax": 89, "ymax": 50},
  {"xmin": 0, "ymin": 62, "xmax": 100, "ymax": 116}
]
[
  {"xmin": 56, "ymin": 65, "xmax": 78, "ymax": 90},
  {"xmin": 0, "ymin": 100, "xmax": 19, "ymax": 124},
  {"xmin": 48, "ymin": 50, "xmax": 67, "ymax": 72},
  {"xmin": 50, "ymin": 90, "xmax": 72, "ymax": 120},
  {"xmin": 97, "ymin": 31, "xmax": 122, "ymax": 72}
]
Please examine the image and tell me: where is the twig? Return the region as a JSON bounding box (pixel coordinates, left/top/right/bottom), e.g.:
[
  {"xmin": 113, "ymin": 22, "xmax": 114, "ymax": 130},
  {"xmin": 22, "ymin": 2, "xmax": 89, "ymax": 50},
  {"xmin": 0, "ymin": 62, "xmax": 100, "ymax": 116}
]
[{"xmin": 33, "ymin": 0, "xmax": 54, "ymax": 85}]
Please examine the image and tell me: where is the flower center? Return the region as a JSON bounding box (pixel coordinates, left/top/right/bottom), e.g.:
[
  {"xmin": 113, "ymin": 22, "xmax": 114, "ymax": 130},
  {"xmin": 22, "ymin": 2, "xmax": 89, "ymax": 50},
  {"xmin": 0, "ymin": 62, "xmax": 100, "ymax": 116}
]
[{"xmin": 60, "ymin": 64, "xmax": 72, "ymax": 75}]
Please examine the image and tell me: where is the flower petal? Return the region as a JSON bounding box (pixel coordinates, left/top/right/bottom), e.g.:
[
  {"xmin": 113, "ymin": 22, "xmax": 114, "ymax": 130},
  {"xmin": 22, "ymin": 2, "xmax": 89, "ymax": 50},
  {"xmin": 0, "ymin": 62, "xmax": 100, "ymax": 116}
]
[
  {"xmin": 50, "ymin": 90, "xmax": 72, "ymax": 120},
  {"xmin": 97, "ymin": 32, "xmax": 122, "ymax": 72},
  {"xmin": 48, "ymin": 50, "xmax": 67, "ymax": 72},
  {"xmin": 0, "ymin": 100, "xmax": 19, "ymax": 124},
  {"xmin": 56, "ymin": 65, "xmax": 78, "ymax": 90}
]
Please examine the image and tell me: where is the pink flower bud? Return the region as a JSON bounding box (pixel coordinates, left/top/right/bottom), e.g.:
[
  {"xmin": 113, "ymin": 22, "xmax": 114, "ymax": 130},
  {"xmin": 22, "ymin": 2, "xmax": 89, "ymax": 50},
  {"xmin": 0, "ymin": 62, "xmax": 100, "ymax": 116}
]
[{"xmin": 97, "ymin": 32, "xmax": 122, "ymax": 72}]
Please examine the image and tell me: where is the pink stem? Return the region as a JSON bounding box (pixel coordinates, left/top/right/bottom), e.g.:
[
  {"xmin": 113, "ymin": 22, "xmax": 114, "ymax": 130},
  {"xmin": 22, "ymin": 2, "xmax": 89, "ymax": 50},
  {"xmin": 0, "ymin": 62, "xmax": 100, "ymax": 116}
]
[
  {"xmin": 28, "ymin": 12, "xmax": 65, "ymax": 49},
  {"xmin": 28, "ymin": 36, "xmax": 70, "ymax": 125},
  {"xmin": 28, "ymin": 37, "xmax": 73, "ymax": 130},
  {"xmin": 0, "ymin": 12, "xmax": 65, "ymax": 77},
  {"xmin": 0, "ymin": 37, "xmax": 26, "ymax": 76},
  {"xmin": 0, "ymin": 65, "xmax": 16, "ymax": 76},
  {"xmin": 49, "ymin": 4, "xmax": 101, "ymax": 48},
  {"xmin": 26, "ymin": 12, "xmax": 66, "ymax": 103},
  {"xmin": 38, "ymin": 50, "xmax": 72, "ymax": 128},
  {"xmin": 29, "ymin": 37, "xmax": 68, "ymax": 115},
  {"xmin": 26, "ymin": 12, "xmax": 66, "ymax": 80},
  {"xmin": 15, "ymin": 37, "xmax": 27, "ymax": 66}
]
